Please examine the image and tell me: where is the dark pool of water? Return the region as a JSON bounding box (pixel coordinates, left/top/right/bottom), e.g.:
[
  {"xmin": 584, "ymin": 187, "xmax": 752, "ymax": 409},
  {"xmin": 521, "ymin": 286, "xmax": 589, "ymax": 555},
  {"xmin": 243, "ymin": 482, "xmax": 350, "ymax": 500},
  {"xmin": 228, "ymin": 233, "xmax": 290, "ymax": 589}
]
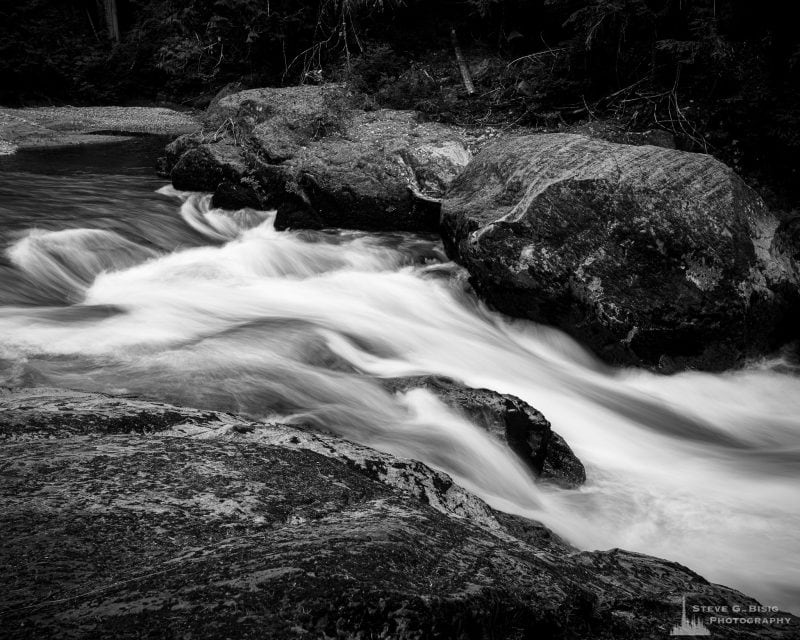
[
  {"xmin": 0, "ymin": 135, "xmax": 173, "ymax": 176},
  {"xmin": 0, "ymin": 136, "xmax": 203, "ymax": 306}
]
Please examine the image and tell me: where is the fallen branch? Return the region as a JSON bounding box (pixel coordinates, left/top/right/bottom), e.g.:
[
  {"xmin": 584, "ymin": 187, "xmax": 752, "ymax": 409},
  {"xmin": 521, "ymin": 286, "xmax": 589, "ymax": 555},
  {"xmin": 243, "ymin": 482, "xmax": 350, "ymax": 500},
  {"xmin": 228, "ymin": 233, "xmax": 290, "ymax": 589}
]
[{"xmin": 506, "ymin": 48, "xmax": 566, "ymax": 68}]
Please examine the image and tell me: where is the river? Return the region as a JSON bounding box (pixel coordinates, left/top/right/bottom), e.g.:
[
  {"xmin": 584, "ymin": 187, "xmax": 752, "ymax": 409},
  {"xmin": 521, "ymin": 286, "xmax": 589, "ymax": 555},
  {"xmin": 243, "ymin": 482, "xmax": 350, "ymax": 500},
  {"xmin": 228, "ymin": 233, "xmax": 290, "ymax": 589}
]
[{"xmin": 1, "ymin": 140, "xmax": 799, "ymax": 613}]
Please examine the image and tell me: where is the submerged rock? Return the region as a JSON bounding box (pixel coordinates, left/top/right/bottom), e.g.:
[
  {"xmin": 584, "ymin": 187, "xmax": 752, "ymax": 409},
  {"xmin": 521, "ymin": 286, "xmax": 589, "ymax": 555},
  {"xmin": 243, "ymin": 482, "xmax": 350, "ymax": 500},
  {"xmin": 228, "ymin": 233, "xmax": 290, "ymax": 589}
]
[
  {"xmin": 383, "ymin": 375, "xmax": 585, "ymax": 488},
  {"xmin": 166, "ymin": 85, "xmax": 471, "ymax": 232},
  {"xmin": 441, "ymin": 133, "xmax": 800, "ymax": 370},
  {"xmin": 1, "ymin": 387, "xmax": 796, "ymax": 639}
]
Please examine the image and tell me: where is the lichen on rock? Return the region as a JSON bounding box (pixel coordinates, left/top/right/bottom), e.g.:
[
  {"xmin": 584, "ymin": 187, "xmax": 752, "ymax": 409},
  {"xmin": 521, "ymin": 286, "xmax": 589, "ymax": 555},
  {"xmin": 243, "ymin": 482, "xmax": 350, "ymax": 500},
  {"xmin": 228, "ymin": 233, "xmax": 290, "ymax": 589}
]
[{"xmin": 441, "ymin": 133, "xmax": 800, "ymax": 370}]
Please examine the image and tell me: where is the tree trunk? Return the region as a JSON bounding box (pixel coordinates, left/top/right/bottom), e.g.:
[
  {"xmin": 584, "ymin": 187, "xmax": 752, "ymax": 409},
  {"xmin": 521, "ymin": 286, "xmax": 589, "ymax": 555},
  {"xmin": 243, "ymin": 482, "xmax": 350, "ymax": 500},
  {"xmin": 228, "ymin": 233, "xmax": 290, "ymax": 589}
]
[
  {"xmin": 450, "ymin": 27, "xmax": 475, "ymax": 96},
  {"xmin": 104, "ymin": 0, "xmax": 120, "ymax": 43}
]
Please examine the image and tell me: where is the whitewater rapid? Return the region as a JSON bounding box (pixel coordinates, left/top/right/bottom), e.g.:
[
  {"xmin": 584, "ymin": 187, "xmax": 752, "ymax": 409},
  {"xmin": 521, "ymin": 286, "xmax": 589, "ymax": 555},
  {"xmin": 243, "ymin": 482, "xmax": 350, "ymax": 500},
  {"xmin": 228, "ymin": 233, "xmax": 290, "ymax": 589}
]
[{"xmin": 1, "ymin": 184, "xmax": 799, "ymax": 612}]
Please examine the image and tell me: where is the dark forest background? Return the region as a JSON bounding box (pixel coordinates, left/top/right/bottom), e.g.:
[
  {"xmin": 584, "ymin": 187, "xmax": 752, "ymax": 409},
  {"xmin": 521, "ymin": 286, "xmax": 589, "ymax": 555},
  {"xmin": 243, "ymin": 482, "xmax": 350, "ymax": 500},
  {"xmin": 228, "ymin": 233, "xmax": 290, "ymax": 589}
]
[{"xmin": 1, "ymin": 0, "xmax": 798, "ymax": 206}]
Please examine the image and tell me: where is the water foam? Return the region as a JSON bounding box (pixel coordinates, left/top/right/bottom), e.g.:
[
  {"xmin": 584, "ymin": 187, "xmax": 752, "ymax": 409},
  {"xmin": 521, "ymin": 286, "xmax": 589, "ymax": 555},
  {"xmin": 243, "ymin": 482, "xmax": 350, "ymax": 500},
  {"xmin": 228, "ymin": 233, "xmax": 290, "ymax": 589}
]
[
  {"xmin": 1, "ymin": 186, "xmax": 798, "ymax": 612},
  {"xmin": 6, "ymin": 227, "xmax": 157, "ymax": 303}
]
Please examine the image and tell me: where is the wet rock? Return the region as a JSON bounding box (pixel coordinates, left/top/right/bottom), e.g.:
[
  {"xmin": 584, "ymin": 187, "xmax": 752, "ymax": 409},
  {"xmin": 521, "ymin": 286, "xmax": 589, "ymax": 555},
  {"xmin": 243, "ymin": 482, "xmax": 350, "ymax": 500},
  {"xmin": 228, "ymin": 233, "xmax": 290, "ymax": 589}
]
[
  {"xmin": 0, "ymin": 387, "xmax": 795, "ymax": 639},
  {"xmin": 164, "ymin": 85, "xmax": 471, "ymax": 231},
  {"xmin": 441, "ymin": 133, "xmax": 800, "ymax": 370},
  {"xmin": 210, "ymin": 181, "xmax": 262, "ymax": 210},
  {"xmin": 274, "ymin": 193, "xmax": 323, "ymax": 230},
  {"xmin": 383, "ymin": 375, "xmax": 585, "ymax": 487},
  {"xmin": 168, "ymin": 136, "xmax": 249, "ymax": 193}
]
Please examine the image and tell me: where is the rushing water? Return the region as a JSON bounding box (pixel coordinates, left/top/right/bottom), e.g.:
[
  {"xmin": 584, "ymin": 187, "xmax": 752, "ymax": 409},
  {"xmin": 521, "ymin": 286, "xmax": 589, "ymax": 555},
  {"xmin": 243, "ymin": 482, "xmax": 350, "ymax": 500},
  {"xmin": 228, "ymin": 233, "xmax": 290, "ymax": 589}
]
[{"xmin": 1, "ymin": 142, "xmax": 799, "ymax": 614}]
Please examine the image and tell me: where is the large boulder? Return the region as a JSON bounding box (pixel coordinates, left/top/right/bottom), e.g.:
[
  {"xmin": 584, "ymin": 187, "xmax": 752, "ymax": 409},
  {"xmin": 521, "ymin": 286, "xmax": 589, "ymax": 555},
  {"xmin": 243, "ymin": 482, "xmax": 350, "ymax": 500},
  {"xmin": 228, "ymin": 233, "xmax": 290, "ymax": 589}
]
[
  {"xmin": 166, "ymin": 85, "xmax": 471, "ymax": 232},
  {"xmin": 1, "ymin": 388, "xmax": 795, "ymax": 639},
  {"xmin": 441, "ymin": 133, "xmax": 800, "ymax": 370},
  {"xmin": 383, "ymin": 375, "xmax": 585, "ymax": 488}
]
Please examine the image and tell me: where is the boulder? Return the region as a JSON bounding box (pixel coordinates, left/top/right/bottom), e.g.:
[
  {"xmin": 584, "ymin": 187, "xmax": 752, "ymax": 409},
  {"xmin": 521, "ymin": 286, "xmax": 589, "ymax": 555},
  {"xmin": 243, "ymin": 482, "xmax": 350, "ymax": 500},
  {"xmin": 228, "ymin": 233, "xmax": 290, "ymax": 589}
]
[
  {"xmin": 203, "ymin": 83, "xmax": 349, "ymax": 137},
  {"xmin": 277, "ymin": 110, "xmax": 470, "ymax": 231},
  {"xmin": 383, "ymin": 375, "xmax": 585, "ymax": 488},
  {"xmin": 168, "ymin": 136, "xmax": 249, "ymax": 194},
  {"xmin": 1, "ymin": 387, "xmax": 795, "ymax": 639},
  {"xmin": 441, "ymin": 133, "xmax": 800, "ymax": 370},
  {"xmin": 166, "ymin": 85, "xmax": 471, "ymax": 232}
]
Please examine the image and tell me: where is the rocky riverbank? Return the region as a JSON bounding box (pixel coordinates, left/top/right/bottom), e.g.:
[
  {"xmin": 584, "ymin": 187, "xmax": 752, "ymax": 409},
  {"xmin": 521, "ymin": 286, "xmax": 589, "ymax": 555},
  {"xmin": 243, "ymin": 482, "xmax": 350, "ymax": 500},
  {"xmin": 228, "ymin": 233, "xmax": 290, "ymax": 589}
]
[
  {"xmin": 163, "ymin": 84, "xmax": 472, "ymax": 232},
  {"xmin": 2, "ymin": 386, "xmax": 797, "ymax": 639},
  {"xmin": 5, "ymin": 95, "xmax": 795, "ymax": 370},
  {"xmin": 162, "ymin": 84, "xmax": 800, "ymax": 371},
  {"xmin": 0, "ymin": 106, "xmax": 198, "ymax": 155}
]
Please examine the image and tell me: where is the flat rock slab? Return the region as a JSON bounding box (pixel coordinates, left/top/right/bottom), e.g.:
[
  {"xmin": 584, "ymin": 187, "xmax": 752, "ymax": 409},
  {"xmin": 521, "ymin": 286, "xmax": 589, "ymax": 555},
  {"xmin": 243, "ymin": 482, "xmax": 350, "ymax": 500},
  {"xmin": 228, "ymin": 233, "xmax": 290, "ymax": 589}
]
[
  {"xmin": 0, "ymin": 388, "xmax": 796, "ymax": 639},
  {"xmin": 0, "ymin": 107, "xmax": 198, "ymax": 154}
]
